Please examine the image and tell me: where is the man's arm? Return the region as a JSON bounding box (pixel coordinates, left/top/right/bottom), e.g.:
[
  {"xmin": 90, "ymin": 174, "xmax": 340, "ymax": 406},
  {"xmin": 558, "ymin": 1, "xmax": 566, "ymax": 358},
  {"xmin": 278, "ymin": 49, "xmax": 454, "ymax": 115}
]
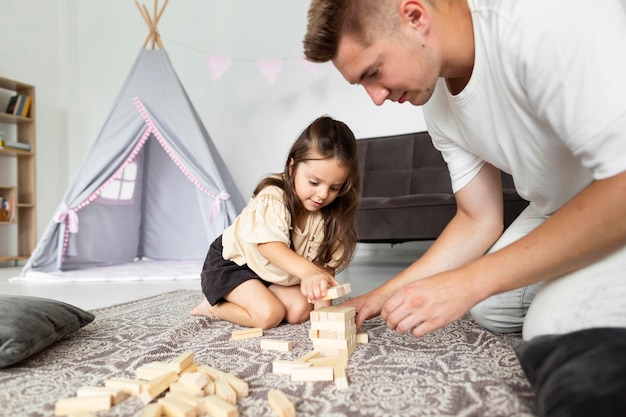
[
  {"xmin": 382, "ymin": 169, "xmax": 626, "ymax": 337},
  {"xmin": 343, "ymin": 163, "xmax": 506, "ymax": 327}
]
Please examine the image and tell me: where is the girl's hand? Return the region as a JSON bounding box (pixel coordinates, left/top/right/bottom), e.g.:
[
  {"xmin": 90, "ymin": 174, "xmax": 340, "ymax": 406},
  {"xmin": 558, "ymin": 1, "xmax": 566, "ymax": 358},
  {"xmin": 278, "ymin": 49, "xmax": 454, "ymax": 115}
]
[{"xmin": 300, "ymin": 272, "xmax": 340, "ymax": 302}]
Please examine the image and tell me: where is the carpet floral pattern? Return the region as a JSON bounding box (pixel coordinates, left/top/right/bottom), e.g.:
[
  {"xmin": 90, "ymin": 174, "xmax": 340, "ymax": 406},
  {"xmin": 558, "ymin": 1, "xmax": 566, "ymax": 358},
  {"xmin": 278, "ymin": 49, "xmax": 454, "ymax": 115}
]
[{"xmin": 0, "ymin": 290, "xmax": 536, "ymax": 416}]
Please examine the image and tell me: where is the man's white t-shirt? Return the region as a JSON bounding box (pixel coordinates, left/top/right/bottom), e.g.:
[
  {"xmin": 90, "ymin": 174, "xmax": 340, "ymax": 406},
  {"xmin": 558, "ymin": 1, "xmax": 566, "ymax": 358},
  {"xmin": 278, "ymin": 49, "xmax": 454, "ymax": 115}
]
[{"xmin": 423, "ymin": 0, "xmax": 626, "ymax": 216}]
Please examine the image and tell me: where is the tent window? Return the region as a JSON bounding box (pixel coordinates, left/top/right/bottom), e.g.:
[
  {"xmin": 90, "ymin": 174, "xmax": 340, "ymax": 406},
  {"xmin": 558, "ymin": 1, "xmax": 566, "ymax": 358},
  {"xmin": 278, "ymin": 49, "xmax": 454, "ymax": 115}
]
[{"xmin": 100, "ymin": 162, "xmax": 137, "ymax": 203}]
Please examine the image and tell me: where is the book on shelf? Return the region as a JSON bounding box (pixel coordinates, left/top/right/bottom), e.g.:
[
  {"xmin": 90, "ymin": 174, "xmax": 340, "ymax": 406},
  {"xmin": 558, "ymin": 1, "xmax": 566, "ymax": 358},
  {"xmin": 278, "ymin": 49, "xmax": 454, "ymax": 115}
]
[
  {"xmin": 18, "ymin": 95, "xmax": 31, "ymax": 117},
  {"xmin": 2, "ymin": 140, "xmax": 31, "ymax": 151},
  {"xmin": 4, "ymin": 94, "xmax": 31, "ymax": 117},
  {"xmin": 5, "ymin": 95, "xmax": 18, "ymax": 115}
]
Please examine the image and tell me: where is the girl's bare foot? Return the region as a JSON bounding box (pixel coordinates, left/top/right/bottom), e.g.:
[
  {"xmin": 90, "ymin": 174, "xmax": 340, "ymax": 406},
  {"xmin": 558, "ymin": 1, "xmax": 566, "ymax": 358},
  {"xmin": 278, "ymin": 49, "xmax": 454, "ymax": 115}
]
[{"xmin": 189, "ymin": 297, "xmax": 216, "ymax": 317}]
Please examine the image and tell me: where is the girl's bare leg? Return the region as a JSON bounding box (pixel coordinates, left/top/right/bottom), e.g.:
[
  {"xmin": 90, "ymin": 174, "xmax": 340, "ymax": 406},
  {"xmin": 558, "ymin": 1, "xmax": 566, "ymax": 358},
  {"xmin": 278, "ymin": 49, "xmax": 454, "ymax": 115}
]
[
  {"xmin": 202, "ymin": 280, "xmax": 287, "ymax": 329},
  {"xmin": 268, "ymin": 284, "xmax": 326, "ymax": 324},
  {"xmin": 189, "ymin": 297, "xmax": 215, "ymax": 317}
]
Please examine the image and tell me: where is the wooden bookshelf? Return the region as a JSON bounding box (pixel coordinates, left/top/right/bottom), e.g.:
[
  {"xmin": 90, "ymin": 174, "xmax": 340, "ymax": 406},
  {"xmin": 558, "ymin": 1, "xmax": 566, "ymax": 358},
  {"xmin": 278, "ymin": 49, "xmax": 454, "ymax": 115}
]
[{"xmin": 0, "ymin": 76, "xmax": 36, "ymax": 263}]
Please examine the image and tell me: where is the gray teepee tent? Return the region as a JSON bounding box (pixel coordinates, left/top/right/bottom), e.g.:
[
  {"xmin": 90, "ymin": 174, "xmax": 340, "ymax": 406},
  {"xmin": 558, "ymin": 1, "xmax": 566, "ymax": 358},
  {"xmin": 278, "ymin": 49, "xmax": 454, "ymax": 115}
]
[{"xmin": 21, "ymin": 2, "xmax": 244, "ymax": 274}]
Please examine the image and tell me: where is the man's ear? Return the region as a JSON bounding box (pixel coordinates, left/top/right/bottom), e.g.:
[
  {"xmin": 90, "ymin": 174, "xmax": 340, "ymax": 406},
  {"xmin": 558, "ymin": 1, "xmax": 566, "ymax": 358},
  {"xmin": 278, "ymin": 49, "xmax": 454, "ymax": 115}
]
[{"xmin": 399, "ymin": 0, "xmax": 429, "ymax": 30}]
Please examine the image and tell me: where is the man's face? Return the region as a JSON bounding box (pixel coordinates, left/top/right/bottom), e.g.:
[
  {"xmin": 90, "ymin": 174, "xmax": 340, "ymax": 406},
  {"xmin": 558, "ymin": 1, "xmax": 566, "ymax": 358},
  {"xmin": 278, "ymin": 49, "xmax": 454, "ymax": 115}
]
[{"xmin": 332, "ymin": 31, "xmax": 440, "ymax": 107}]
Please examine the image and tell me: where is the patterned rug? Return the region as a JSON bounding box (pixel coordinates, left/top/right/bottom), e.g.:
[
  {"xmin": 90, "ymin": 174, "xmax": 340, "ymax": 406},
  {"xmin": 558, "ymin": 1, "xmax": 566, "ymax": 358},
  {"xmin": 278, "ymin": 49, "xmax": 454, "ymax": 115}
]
[{"xmin": 0, "ymin": 290, "xmax": 536, "ymax": 416}]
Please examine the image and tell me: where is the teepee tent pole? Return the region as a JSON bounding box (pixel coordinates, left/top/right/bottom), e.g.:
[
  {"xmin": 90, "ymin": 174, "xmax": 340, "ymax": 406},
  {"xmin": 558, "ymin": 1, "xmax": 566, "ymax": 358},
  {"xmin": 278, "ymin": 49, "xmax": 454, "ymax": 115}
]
[{"xmin": 135, "ymin": 0, "xmax": 168, "ymax": 49}]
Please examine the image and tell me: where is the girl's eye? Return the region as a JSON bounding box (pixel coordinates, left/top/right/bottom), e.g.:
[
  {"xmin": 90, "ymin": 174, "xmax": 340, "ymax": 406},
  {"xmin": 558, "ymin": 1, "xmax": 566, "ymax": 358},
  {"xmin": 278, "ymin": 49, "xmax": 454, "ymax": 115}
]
[{"xmin": 309, "ymin": 181, "xmax": 318, "ymax": 186}]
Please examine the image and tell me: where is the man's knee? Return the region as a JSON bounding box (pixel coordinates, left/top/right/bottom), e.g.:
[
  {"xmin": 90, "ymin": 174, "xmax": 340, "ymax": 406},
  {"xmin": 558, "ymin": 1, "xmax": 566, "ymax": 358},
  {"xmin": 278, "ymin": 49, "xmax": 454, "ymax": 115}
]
[{"xmin": 470, "ymin": 297, "xmax": 524, "ymax": 334}]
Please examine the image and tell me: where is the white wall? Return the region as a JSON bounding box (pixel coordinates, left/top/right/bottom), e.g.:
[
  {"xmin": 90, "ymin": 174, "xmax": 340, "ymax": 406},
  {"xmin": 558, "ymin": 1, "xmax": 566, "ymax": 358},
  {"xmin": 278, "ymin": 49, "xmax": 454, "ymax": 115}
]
[{"xmin": 0, "ymin": 0, "xmax": 426, "ymax": 239}]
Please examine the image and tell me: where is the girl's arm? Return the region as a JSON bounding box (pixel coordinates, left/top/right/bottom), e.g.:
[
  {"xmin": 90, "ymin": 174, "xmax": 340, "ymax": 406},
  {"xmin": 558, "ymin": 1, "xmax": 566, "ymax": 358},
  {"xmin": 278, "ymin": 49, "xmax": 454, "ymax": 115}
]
[{"xmin": 258, "ymin": 241, "xmax": 340, "ymax": 301}]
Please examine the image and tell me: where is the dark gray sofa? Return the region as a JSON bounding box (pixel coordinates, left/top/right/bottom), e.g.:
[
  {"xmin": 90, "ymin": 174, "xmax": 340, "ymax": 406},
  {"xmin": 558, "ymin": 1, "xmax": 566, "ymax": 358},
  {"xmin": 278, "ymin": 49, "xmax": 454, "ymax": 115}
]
[{"xmin": 356, "ymin": 131, "xmax": 528, "ymax": 243}]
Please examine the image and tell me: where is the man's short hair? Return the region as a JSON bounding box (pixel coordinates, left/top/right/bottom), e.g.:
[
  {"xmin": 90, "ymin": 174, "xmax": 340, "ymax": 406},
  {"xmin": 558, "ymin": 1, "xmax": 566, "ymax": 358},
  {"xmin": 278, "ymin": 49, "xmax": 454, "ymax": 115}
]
[{"xmin": 303, "ymin": 0, "xmax": 394, "ymax": 63}]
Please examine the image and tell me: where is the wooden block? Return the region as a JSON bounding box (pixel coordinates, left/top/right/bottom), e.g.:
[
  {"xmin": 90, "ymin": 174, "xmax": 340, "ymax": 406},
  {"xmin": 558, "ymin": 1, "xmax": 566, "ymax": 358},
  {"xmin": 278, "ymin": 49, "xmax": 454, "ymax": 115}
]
[
  {"xmin": 200, "ymin": 395, "xmax": 239, "ymax": 417},
  {"xmin": 139, "ymin": 371, "xmax": 179, "ymax": 404},
  {"xmin": 76, "ymin": 385, "xmax": 125, "ymax": 405},
  {"xmin": 55, "ymin": 395, "xmax": 111, "ymax": 416},
  {"xmin": 168, "ymin": 381, "xmax": 204, "ymax": 397},
  {"xmin": 169, "ymin": 351, "xmax": 195, "ymax": 374},
  {"xmin": 157, "ymin": 395, "xmax": 197, "ymax": 417},
  {"xmin": 166, "ymin": 391, "xmax": 205, "ymax": 413},
  {"xmin": 272, "ymin": 359, "xmax": 312, "ymax": 374},
  {"xmin": 310, "ymin": 325, "xmax": 356, "ymax": 340},
  {"xmin": 180, "ymin": 362, "xmax": 199, "ymax": 374},
  {"xmin": 104, "ymin": 377, "xmax": 147, "ymax": 396},
  {"xmin": 310, "ymin": 316, "xmax": 356, "ymax": 331},
  {"xmin": 356, "ymin": 332, "xmax": 369, "ymax": 344},
  {"xmin": 322, "ymin": 283, "xmax": 352, "ymax": 300},
  {"xmin": 260, "ymin": 339, "xmax": 293, "ymax": 352},
  {"xmin": 140, "ymin": 403, "xmax": 163, "ymax": 417},
  {"xmin": 197, "ymin": 364, "xmax": 222, "ymax": 381},
  {"xmin": 137, "ymin": 362, "xmax": 176, "ymax": 380},
  {"xmin": 231, "ymin": 327, "xmax": 263, "ymax": 340},
  {"xmin": 220, "ymin": 372, "xmax": 249, "ymax": 398},
  {"xmin": 333, "ymin": 363, "xmax": 348, "ymax": 390},
  {"xmin": 179, "ymin": 372, "xmax": 211, "ymax": 390},
  {"xmin": 67, "ymin": 412, "xmax": 97, "ymax": 417},
  {"xmin": 203, "ymin": 380, "xmax": 216, "ymax": 395},
  {"xmin": 215, "ymin": 379, "xmax": 237, "ymax": 405},
  {"xmin": 290, "ymin": 366, "xmax": 334, "ymax": 381},
  {"xmin": 295, "ymin": 350, "xmax": 321, "ymax": 362},
  {"xmin": 311, "ymin": 334, "xmax": 356, "ymax": 350},
  {"xmin": 310, "ymin": 305, "xmax": 356, "ymax": 322},
  {"xmin": 307, "ymin": 356, "xmax": 348, "ymax": 368},
  {"xmin": 267, "ymin": 389, "xmax": 295, "ymax": 417}
]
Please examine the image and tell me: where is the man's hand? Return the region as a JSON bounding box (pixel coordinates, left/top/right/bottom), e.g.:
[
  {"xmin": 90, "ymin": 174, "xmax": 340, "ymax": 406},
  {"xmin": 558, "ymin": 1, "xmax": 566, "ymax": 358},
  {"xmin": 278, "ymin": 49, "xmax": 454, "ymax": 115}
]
[
  {"xmin": 341, "ymin": 287, "xmax": 395, "ymax": 329},
  {"xmin": 380, "ymin": 271, "xmax": 476, "ymax": 337}
]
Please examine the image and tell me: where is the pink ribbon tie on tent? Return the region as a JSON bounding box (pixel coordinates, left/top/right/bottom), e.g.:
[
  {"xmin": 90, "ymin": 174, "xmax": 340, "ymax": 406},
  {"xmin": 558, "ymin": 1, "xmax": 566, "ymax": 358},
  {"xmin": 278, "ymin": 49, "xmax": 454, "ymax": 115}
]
[
  {"xmin": 210, "ymin": 192, "xmax": 230, "ymax": 221},
  {"xmin": 53, "ymin": 203, "xmax": 79, "ymax": 233}
]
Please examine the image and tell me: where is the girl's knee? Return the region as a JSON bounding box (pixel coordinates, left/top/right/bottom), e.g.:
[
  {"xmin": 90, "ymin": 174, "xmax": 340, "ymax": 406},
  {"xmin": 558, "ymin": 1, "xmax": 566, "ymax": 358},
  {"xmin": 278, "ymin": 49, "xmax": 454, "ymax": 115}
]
[
  {"xmin": 284, "ymin": 299, "xmax": 314, "ymax": 324},
  {"xmin": 253, "ymin": 304, "xmax": 286, "ymax": 329}
]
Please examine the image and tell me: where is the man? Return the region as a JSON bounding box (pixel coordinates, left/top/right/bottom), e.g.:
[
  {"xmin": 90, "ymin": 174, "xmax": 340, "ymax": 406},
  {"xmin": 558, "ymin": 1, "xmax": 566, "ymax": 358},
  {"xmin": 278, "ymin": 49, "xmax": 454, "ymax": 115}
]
[{"xmin": 303, "ymin": 0, "xmax": 626, "ymax": 342}]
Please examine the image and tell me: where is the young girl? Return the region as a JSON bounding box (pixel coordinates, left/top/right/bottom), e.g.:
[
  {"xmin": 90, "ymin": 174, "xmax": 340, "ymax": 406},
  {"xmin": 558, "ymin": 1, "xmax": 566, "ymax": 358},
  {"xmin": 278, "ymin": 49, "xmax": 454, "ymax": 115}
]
[{"xmin": 190, "ymin": 115, "xmax": 360, "ymax": 329}]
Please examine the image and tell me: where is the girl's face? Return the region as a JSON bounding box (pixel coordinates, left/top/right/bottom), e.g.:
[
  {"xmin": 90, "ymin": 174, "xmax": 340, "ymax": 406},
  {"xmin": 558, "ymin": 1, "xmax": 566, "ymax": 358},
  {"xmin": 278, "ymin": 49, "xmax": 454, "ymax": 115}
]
[{"xmin": 291, "ymin": 154, "xmax": 349, "ymax": 213}]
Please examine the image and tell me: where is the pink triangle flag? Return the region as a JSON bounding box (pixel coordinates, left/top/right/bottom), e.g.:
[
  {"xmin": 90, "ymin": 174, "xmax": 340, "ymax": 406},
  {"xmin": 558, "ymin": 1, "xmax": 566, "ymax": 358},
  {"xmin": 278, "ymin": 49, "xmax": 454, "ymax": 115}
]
[
  {"xmin": 257, "ymin": 59, "xmax": 283, "ymax": 85},
  {"xmin": 207, "ymin": 55, "xmax": 232, "ymax": 81}
]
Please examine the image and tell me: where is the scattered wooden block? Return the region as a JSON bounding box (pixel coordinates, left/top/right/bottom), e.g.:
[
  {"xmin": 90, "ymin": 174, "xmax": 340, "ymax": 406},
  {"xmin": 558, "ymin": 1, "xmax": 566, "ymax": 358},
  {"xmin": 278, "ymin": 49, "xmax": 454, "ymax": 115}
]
[
  {"xmin": 356, "ymin": 332, "xmax": 369, "ymax": 344},
  {"xmin": 169, "ymin": 351, "xmax": 195, "ymax": 374},
  {"xmin": 140, "ymin": 403, "xmax": 163, "ymax": 417},
  {"xmin": 307, "ymin": 355, "xmax": 348, "ymax": 368},
  {"xmin": 333, "ymin": 363, "xmax": 348, "ymax": 390},
  {"xmin": 219, "ymin": 372, "xmax": 249, "ymax": 398},
  {"xmin": 157, "ymin": 395, "xmax": 197, "ymax": 417},
  {"xmin": 178, "ymin": 372, "xmax": 211, "ymax": 391},
  {"xmin": 166, "ymin": 392, "xmax": 206, "ymax": 414},
  {"xmin": 272, "ymin": 359, "xmax": 312, "ymax": 374},
  {"xmin": 137, "ymin": 362, "xmax": 175, "ymax": 380},
  {"xmin": 55, "ymin": 395, "xmax": 111, "ymax": 416},
  {"xmin": 104, "ymin": 377, "xmax": 146, "ymax": 396},
  {"xmin": 139, "ymin": 371, "xmax": 179, "ymax": 404},
  {"xmin": 267, "ymin": 389, "xmax": 295, "ymax": 417},
  {"xmin": 76, "ymin": 385, "xmax": 125, "ymax": 405},
  {"xmin": 290, "ymin": 366, "xmax": 334, "ymax": 382},
  {"xmin": 200, "ymin": 395, "xmax": 239, "ymax": 417},
  {"xmin": 67, "ymin": 412, "xmax": 98, "ymax": 417},
  {"xmin": 168, "ymin": 381, "xmax": 204, "ymax": 398},
  {"xmin": 295, "ymin": 350, "xmax": 321, "ymax": 362},
  {"xmin": 260, "ymin": 339, "xmax": 293, "ymax": 352},
  {"xmin": 231, "ymin": 327, "xmax": 263, "ymax": 340},
  {"xmin": 215, "ymin": 379, "xmax": 237, "ymax": 405}
]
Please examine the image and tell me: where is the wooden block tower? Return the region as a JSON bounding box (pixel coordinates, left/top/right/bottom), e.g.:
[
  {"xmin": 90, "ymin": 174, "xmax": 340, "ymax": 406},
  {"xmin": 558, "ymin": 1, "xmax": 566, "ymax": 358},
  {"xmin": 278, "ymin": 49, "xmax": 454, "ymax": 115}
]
[{"xmin": 309, "ymin": 306, "xmax": 357, "ymax": 357}]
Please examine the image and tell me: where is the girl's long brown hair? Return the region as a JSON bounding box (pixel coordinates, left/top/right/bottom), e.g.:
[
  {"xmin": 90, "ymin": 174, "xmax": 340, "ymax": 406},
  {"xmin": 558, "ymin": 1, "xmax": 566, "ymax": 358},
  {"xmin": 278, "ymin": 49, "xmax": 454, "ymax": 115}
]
[{"xmin": 253, "ymin": 115, "xmax": 360, "ymax": 272}]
